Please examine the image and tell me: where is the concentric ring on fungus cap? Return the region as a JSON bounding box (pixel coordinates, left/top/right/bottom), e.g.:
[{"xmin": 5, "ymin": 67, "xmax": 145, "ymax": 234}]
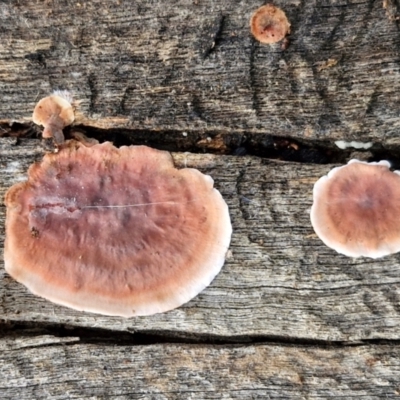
[
  {"xmin": 4, "ymin": 141, "xmax": 232, "ymax": 316},
  {"xmin": 311, "ymin": 159, "xmax": 400, "ymax": 258}
]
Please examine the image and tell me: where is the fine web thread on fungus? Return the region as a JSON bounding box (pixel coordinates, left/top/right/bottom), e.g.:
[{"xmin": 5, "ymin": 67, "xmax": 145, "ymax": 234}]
[{"xmin": 80, "ymin": 198, "xmax": 202, "ymax": 210}]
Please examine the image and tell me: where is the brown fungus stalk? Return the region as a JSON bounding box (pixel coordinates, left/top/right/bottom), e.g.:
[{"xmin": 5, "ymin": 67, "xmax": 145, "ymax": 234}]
[
  {"xmin": 32, "ymin": 94, "xmax": 75, "ymax": 144},
  {"xmin": 311, "ymin": 159, "xmax": 400, "ymax": 258},
  {"xmin": 4, "ymin": 141, "xmax": 232, "ymax": 316}
]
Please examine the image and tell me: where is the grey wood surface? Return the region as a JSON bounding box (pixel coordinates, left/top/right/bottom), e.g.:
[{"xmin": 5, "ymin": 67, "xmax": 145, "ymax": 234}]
[
  {"xmin": 2, "ymin": 333, "xmax": 400, "ymax": 399},
  {"xmin": 1, "ymin": 0, "xmax": 400, "ymax": 145},
  {"xmin": 2, "ymin": 0, "xmax": 400, "ymax": 397},
  {"xmin": 2, "ymin": 138, "xmax": 400, "ymax": 343}
]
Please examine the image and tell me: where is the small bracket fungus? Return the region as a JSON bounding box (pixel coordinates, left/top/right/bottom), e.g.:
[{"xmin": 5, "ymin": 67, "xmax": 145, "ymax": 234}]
[
  {"xmin": 32, "ymin": 94, "xmax": 75, "ymax": 144},
  {"xmin": 311, "ymin": 159, "xmax": 400, "ymax": 258},
  {"xmin": 250, "ymin": 4, "xmax": 290, "ymax": 44},
  {"xmin": 4, "ymin": 141, "xmax": 232, "ymax": 317}
]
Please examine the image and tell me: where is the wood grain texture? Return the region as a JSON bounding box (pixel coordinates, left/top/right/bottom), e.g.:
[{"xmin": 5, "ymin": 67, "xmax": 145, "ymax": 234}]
[
  {"xmin": 1, "ymin": 334, "xmax": 400, "ymax": 399},
  {"xmin": 2, "ymin": 1, "xmax": 400, "ymax": 397},
  {"xmin": 2, "ymin": 138, "xmax": 400, "ymax": 342},
  {"xmin": 0, "ymin": 0, "xmax": 400, "ymax": 143}
]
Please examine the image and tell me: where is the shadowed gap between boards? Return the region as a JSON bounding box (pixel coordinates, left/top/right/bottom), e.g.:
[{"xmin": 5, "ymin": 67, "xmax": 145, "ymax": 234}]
[
  {"xmin": 2, "ymin": 122, "xmax": 398, "ymax": 166},
  {"xmin": 1, "ymin": 321, "xmax": 399, "ymax": 347}
]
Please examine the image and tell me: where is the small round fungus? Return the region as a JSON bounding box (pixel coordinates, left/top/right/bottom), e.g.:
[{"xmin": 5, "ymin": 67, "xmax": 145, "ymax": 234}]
[
  {"xmin": 311, "ymin": 159, "xmax": 400, "ymax": 258},
  {"xmin": 250, "ymin": 4, "xmax": 290, "ymax": 44},
  {"xmin": 4, "ymin": 141, "xmax": 232, "ymax": 316},
  {"xmin": 32, "ymin": 94, "xmax": 75, "ymax": 144}
]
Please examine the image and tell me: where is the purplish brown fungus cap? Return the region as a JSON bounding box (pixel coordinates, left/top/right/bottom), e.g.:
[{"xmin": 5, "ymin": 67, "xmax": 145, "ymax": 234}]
[
  {"xmin": 32, "ymin": 95, "xmax": 74, "ymax": 144},
  {"xmin": 311, "ymin": 159, "xmax": 400, "ymax": 258},
  {"xmin": 250, "ymin": 4, "xmax": 290, "ymax": 44},
  {"xmin": 4, "ymin": 141, "xmax": 232, "ymax": 316}
]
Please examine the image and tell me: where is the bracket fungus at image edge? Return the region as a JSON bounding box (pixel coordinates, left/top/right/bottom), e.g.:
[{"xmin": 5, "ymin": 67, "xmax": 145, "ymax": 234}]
[
  {"xmin": 311, "ymin": 159, "xmax": 400, "ymax": 259},
  {"xmin": 4, "ymin": 140, "xmax": 232, "ymax": 317}
]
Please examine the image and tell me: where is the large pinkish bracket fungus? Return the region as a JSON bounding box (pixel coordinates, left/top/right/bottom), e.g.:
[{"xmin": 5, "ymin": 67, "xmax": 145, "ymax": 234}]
[
  {"xmin": 4, "ymin": 141, "xmax": 232, "ymax": 317},
  {"xmin": 311, "ymin": 159, "xmax": 400, "ymax": 258}
]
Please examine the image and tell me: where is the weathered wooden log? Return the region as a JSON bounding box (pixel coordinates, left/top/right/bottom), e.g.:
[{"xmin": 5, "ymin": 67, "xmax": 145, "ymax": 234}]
[
  {"xmin": 2, "ymin": 1, "xmax": 400, "ymax": 397},
  {"xmin": 1, "ymin": 333, "xmax": 400, "ymax": 399},
  {"xmin": 2, "ymin": 138, "xmax": 400, "ymax": 342},
  {"xmin": 0, "ymin": 0, "xmax": 399, "ymax": 146}
]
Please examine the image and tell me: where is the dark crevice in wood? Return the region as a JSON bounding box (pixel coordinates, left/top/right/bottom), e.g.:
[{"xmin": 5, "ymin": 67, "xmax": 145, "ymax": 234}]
[
  {"xmin": 201, "ymin": 14, "xmax": 225, "ymax": 59},
  {"xmin": 3, "ymin": 122, "xmax": 400, "ymax": 166},
  {"xmin": 0, "ymin": 122, "xmax": 38, "ymax": 139},
  {"xmin": 1, "ymin": 321, "xmax": 400, "ymax": 348},
  {"xmin": 249, "ymin": 40, "xmax": 259, "ymax": 118},
  {"xmin": 79, "ymin": 126, "xmax": 400, "ymax": 168},
  {"xmin": 384, "ymin": 0, "xmax": 400, "ymax": 27},
  {"xmin": 24, "ymin": 50, "xmax": 48, "ymax": 69},
  {"xmin": 87, "ymin": 74, "xmax": 98, "ymax": 113},
  {"xmin": 0, "ymin": 123, "xmax": 347, "ymax": 163}
]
